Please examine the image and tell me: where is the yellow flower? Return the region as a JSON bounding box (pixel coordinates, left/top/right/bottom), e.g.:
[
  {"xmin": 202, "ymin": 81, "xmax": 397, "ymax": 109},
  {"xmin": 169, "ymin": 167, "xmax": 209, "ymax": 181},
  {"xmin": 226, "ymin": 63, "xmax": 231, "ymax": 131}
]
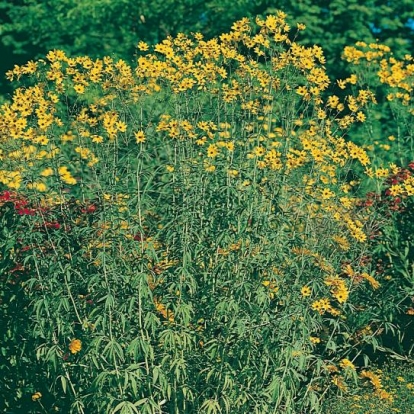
[
  {"xmin": 204, "ymin": 163, "xmax": 216, "ymax": 172},
  {"xmin": 361, "ymin": 273, "xmax": 380, "ymax": 290},
  {"xmin": 356, "ymin": 111, "xmax": 366, "ymax": 122},
  {"xmin": 333, "ymin": 287, "xmax": 349, "ymax": 304},
  {"xmin": 69, "ymin": 339, "xmax": 82, "ymax": 354},
  {"xmin": 74, "ymin": 84, "xmax": 85, "ymax": 94},
  {"xmin": 137, "ymin": 41, "xmax": 149, "ymax": 51},
  {"xmin": 389, "ymin": 184, "xmax": 403, "ymax": 197},
  {"xmin": 262, "ymin": 280, "xmax": 279, "ymax": 299},
  {"xmin": 252, "ymin": 146, "xmax": 265, "ymax": 157},
  {"xmin": 332, "ymin": 235, "xmax": 350, "ymax": 251},
  {"xmin": 33, "ymin": 182, "xmax": 47, "ymax": 192},
  {"xmin": 116, "ymin": 121, "xmax": 127, "ymax": 132},
  {"xmin": 361, "ymin": 370, "xmax": 382, "ymax": 389},
  {"xmin": 32, "ymin": 392, "xmax": 42, "ymax": 401},
  {"xmin": 321, "ymin": 188, "xmax": 335, "ymax": 200},
  {"xmin": 40, "ymin": 167, "xmax": 54, "ymax": 177},
  {"xmin": 339, "ymin": 358, "xmax": 355, "ymax": 370},
  {"xmin": 332, "ymin": 375, "xmax": 347, "ymax": 392},
  {"xmin": 207, "ymin": 144, "xmax": 219, "ymax": 158},
  {"xmin": 311, "ymin": 298, "xmax": 331, "ymax": 314},
  {"xmin": 296, "ymin": 86, "xmax": 308, "ymax": 96},
  {"xmin": 134, "ymin": 130, "xmax": 146, "ymax": 143},
  {"xmin": 376, "ymin": 388, "xmax": 393, "ymax": 402},
  {"xmin": 301, "ymin": 286, "xmax": 312, "ymax": 297},
  {"xmin": 92, "ymin": 135, "xmax": 104, "ymax": 143}
]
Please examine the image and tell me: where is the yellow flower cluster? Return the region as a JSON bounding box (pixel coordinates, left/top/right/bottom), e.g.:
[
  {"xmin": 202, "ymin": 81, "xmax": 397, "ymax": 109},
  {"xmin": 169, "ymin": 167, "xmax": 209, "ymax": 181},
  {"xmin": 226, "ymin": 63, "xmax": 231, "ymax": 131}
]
[
  {"xmin": 58, "ymin": 166, "xmax": 77, "ymax": 185},
  {"xmin": 325, "ymin": 275, "xmax": 349, "ymax": 304},
  {"xmin": 0, "ymin": 13, "xmax": 381, "ymax": 201},
  {"xmin": 343, "ymin": 42, "xmax": 391, "ymax": 65},
  {"xmin": 311, "ymin": 298, "xmax": 340, "ymax": 316},
  {"xmin": 360, "ymin": 370, "xmax": 394, "ymax": 402},
  {"xmin": 388, "ymin": 178, "xmax": 414, "ymax": 198},
  {"xmin": 262, "ymin": 280, "xmax": 279, "ymax": 299},
  {"xmin": 68, "ymin": 338, "xmax": 82, "ymax": 354},
  {"xmin": 75, "ymin": 146, "xmax": 99, "ymax": 167},
  {"xmin": 1, "ymin": 15, "xmax": 387, "ymax": 336},
  {"xmin": 343, "ymin": 42, "xmax": 413, "ymax": 110}
]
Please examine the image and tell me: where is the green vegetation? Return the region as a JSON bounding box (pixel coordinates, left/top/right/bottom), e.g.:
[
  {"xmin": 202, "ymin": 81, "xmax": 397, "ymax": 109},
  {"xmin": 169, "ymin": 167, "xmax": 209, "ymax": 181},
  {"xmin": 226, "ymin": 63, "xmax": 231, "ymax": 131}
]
[
  {"xmin": 0, "ymin": 9, "xmax": 413, "ymax": 414},
  {"xmin": 324, "ymin": 360, "xmax": 414, "ymax": 413}
]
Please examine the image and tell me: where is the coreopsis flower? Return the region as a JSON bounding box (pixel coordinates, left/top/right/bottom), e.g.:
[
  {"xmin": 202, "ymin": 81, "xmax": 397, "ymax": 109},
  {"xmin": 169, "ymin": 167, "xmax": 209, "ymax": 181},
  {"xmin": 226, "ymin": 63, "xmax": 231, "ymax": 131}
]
[
  {"xmin": 320, "ymin": 188, "xmax": 335, "ymax": 200},
  {"xmin": 207, "ymin": 144, "xmax": 219, "ymax": 158},
  {"xmin": 137, "ymin": 41, "xmax": 149, "ymax": 51},
  {"xmin": 301, "ymin": 286, "xmax": 312, "ymax": 297},
  {"xmin": 339, "ymin": 358, "xmax": 355, "ymax": 370},
  {"xmin": 134, "ymin": 130, "xmax": 146, "ymax": 143},
  {"xmin": 74, "ymin": 84, "xmax": 85, "ymax": 94}
]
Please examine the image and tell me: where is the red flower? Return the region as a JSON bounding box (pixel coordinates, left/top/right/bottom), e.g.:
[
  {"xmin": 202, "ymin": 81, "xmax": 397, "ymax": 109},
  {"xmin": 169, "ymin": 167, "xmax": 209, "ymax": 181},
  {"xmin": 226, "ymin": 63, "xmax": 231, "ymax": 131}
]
[
  {"xmin": 16, "ymin": 207, "xmax": 36, "ymax": 216},
  {"xmin": 81, "ymin": 204, "xmax": 97, "ymax": 214},
  {"xmin": 0, "ymin": 191, "xmax": 12, "ymax": 202},
  {"xmin": 133, "ymin": 233, "xmax": 146, "ymax": 241}
]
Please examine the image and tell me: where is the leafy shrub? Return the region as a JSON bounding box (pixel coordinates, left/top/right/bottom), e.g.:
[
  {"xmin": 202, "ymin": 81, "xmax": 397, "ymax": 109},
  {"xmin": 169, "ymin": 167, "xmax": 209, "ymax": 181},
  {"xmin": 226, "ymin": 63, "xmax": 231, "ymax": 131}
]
[{"xmin": 0, "ymin": 13, "xmax": 413, "ymax": 413}]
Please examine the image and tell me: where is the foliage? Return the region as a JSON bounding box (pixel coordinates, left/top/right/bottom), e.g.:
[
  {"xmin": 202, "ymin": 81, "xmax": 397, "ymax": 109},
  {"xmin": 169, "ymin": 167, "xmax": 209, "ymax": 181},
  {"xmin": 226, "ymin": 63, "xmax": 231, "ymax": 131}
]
[
  {"xmin": 0, "ymin": 13, "xmax": 413, "ymax": 413},
  {"xmin": 364, "ymin": 164, "xmax": 414, "ymax": 357},
  {"xmin": 341, "ymin": 42, "xmax": 414, "ymax": 166}
]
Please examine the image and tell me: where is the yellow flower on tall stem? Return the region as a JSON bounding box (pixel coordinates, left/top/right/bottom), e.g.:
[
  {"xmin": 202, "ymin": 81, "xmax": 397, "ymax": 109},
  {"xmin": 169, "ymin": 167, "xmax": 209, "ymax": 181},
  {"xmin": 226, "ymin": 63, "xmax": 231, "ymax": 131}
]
[
  {"xmin": 69, "ymin": 338, "xmax": 82, "ymax": 354},
  {"xmin": 301, "ymin": 286, "xmax": 312, "ymax": 297},
  {"xmin": 134, "ymin": 130, "xmax": 146, "ymax": 143}
]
